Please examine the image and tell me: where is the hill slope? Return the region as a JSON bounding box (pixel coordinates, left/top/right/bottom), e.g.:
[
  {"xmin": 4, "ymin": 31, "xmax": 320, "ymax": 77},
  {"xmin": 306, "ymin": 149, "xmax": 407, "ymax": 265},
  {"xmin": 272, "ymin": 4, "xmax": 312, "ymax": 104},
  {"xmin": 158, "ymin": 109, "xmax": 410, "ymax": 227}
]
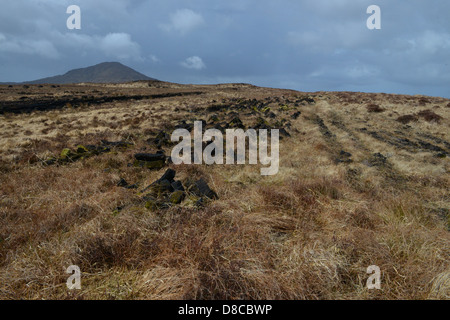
[{"xmin": 24, "ymin": 62, "xmax": 157, "ymax": 84}]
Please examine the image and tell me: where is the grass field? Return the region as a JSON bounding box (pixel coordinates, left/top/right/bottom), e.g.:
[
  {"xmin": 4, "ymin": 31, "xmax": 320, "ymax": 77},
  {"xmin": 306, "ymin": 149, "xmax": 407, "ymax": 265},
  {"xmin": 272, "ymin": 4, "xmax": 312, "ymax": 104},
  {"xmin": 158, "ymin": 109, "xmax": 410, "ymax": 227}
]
[{"xmin": 0, "ymin": 82, "xmax": 448, "ymax": 299}]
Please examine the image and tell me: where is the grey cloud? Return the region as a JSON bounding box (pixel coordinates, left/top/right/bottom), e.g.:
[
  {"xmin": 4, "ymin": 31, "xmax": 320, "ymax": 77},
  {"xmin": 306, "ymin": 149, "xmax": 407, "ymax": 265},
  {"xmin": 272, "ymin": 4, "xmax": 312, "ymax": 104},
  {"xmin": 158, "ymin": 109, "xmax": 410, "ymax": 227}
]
[
  {"xmin": 160, "ymin": 9, "xmax": 205, "ymax": 35},
  {"xmin": 181, "ymin": 56, "xmax": 206, "ymax": 70},
  {"xmin": 0, "ymin": 0, "xmax": 448, "ymax": 98}
]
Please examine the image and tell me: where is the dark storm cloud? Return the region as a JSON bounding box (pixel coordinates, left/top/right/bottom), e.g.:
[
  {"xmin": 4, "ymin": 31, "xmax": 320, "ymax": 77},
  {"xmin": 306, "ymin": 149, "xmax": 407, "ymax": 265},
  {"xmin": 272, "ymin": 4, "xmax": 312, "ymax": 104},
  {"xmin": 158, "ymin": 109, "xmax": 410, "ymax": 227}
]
[{"xmin": 0, "ymin": 0, "xmax": 449, "ymax": 97}]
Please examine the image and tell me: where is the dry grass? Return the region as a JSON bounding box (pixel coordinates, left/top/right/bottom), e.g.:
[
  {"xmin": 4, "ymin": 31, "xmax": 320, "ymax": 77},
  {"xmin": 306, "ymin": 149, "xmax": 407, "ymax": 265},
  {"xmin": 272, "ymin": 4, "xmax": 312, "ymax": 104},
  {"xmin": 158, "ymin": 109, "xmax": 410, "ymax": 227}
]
[{"xmin": 0, "ymin": 83, "xmax": 448, "ymax": 300}]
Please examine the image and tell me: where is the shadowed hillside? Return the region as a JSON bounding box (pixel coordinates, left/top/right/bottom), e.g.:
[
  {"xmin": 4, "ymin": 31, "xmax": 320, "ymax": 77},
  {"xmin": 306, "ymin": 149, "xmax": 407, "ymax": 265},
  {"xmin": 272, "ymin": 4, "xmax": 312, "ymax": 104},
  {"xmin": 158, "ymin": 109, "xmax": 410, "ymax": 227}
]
[{"xmin": 23, "ymin": 62, "xmax": 157, "ymax": 85}]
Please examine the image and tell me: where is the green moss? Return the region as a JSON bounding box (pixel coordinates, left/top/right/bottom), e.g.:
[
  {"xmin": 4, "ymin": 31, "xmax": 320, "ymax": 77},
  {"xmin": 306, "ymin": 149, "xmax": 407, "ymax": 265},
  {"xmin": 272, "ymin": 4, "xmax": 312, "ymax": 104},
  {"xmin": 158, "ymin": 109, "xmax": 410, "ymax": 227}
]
[
  {"xmin": 147, "ymin": 180, "xmax": 172, "ymax": 198},
  {"xmin": 184, "ymin": 195, "xmax": 201, "ymax": 206},
  {"xmin": 76, "ymin": 145, "xmax": 89, "ymax": 154},
  {"xmin": 261, "ymin": 106, "xmax": 271, "ymax": 113},
  {"xmin": 60, "ymin": 148, "xmax": 73, "ymax": 160},
  {"xmin": 256, "ymin": 117, "xmax": 271, "ymax": 128},
  {"xmin": 209, "ymin": 114, "xmax": 220, "ymax": 123},
  {"xmin": 169, "ymin": 190, "xmax": 185, "ymax": 204},
  {"xmin": 145, "ymin": 199, "xmax": 158, "ymax": 211}
]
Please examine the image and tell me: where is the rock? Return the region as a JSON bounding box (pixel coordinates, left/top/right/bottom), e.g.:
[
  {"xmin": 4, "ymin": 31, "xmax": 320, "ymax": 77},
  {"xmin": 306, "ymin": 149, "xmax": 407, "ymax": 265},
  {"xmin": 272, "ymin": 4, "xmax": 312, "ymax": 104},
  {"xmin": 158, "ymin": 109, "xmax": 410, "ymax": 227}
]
[
  {"xmin": 133, "ymin": 150, "xmax": 167, "ymax": 169},
  {"xmin": 291, "ymin": 111, "xmax": 301, "ymax": 119},
  {"xmin": 297, "ymin": 97, "xmax": 315, "ymax": 105},
  {"xmin": 212, "ymin": 123, "xmax": 225, "ymax": 133},
  {"xmin": 267, "ymin": 112, "xmax": 277, "ymax": 119},
  {"xmin": 195, "ymin": 197, "xmax": 205, "ymax": 207},
  {"xmin": 175, "ymin": 120, "xmax": 194, "ymax": 131},
  {"xmin": 133, "ymin": 159, "xmax": 165, "ymax": 170},
  {"xmin": 117, "ymin": 178, "xmax": 129, "ymax": 187},
  {"xmin": 145, "ymin": 199, "xmax": 158, "ymax": 211},
  {"xmin": 142, "ymin": 169, "xmax": 177, "ymax": 195},
  {"xmin": 254, "ymin": 117, "xmax": 271, "ymax": 130},
  {"xmin": 279, "ymin": 128, "xmax": 291, "ymax": 137},
  {"xmin": 60, "ymin": 148, "xmax": 73, "ymax": 160},
  {"xmin": 227, "ymin": 116, "xmax": 245, "ymax": 129},
  {"xmin": 158, "ymin": 168, "xmax": 176, "ymax": 183},
  {"xmin": 101, "ymin": 140, "xmax": 132, "ymax": 149},
  {"xmin": 171, "ymin": 180, "xmax": 185, "ymax": 191},
  {"xmin": 134, "ymin": 153, "xmax": 166, "ymax": 162},
  {"xmin": 190, "ymin": 178, "xmax": 218, "ymax": 199},
  {"xmin": 367, "ymin": 153, "xmax": 389, "ymax": 167},
  {"xmin": 208, "ymin": 114, "xmax": 220, "ymax": 124},
  {"xmin": 147, "ymin": 179, "xmax": 173, "ymax": 196},
  {"xmin": 76, "ymin": 145, "xmax": 89, "ymax": 154},
  {"xmin": 148, "ymin": 130, "xmax": 171, "ymax": 148},
  {"xmin": 59, "ymin": 148, "xmax": 84, "ymax": 161},
  {"xmin": 43, "ymin": 157, "xmax": 57, "ymax": 166},
  {"xmin": 117, "ymin": 178, "xmax": 138, "ymax": 189},
  {"xmin": 169, "ymin": 190, "xmax": 185, "ymax": 204},
  {"xmin": 335, "ymin": 150, "xmax": 353, "ymax": 164},
  {"xmin": 85, "ymin": 144, "xmax": 109, "ymax": 155}
]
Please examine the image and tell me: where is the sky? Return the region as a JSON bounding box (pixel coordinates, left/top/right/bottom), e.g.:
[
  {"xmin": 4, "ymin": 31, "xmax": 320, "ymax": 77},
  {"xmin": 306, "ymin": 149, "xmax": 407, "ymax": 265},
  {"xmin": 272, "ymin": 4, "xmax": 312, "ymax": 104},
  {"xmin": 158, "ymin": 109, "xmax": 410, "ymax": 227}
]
[{"xmin": 0, "ymin": 0, "xmax": 449, "ymax": 98}]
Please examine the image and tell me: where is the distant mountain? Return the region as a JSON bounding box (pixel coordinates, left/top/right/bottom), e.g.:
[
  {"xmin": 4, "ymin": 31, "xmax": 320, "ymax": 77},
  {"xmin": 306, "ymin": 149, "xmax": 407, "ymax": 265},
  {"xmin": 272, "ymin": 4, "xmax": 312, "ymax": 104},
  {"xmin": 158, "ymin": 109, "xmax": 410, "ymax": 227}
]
[{"xmin": 22, "ymin": 62, "xmax": 157, "ymax": 84}]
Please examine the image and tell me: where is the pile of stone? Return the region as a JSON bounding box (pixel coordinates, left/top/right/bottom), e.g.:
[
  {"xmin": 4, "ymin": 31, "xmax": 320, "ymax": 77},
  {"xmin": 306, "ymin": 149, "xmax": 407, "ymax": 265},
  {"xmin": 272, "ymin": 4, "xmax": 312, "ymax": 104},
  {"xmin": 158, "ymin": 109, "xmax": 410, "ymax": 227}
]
[
  {"xmin": 132, "ymin": 151, "xmax": 168, "ymax": 170},
  {"xmin": 142, "ymin": 168, "xmax": 218, "ymax": 211},
  {"xmin": 44, "ymin": 140, "xmax": 133, "ymax": 165}
]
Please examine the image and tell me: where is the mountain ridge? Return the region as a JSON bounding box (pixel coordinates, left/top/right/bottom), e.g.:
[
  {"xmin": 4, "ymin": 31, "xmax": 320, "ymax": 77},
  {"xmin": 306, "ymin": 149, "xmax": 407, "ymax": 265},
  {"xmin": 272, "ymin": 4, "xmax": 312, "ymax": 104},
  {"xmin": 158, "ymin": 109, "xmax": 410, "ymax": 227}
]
[{"xmin": 2, "ymin": 62, "xmax": 157, "ymax": 85}]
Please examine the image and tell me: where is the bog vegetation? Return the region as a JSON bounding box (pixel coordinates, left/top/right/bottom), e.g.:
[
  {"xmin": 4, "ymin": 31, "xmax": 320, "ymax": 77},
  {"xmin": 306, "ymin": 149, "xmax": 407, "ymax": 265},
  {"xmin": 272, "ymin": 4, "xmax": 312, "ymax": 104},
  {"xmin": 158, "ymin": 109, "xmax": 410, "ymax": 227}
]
[{"xmin": 0, "ymin": 82, "xmax": 448, "ymax": 299}]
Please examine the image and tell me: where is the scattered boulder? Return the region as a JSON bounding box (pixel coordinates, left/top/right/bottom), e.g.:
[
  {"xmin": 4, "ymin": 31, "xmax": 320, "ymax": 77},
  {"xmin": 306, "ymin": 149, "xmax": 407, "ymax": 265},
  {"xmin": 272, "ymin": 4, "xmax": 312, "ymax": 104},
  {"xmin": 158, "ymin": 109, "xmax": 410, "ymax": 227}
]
[
  {"xmin": 227, "ymin": 116, "xmax": 245, "ymax": 129},
  {"xmin": 134, "ymin": 152, "xmax": 166, "ymax": 162},
  {"xmin": 142, "ymin": 169, "xmax": 218, "ymax": 211},
  {"xmin": 367, "ymin": 153, "xmax": 389, "ymax": 167},
  {"xmin": 208, "ymin": 114, "xmax": 220, "ymax": 124},
  {"xmin": 297, "ymin": 97, "xmax": 315, "ymax": 105},
  {"xmin": 169, "ymin": 190, "xmax": 186, "ymax": 204},
  {"xmin": 158, "ymin": 168, "xmax": 176, "ymax": 182},
  {"xmin": 212, "ymin": 123, "xmax": 225, "ymax": 133},
  {"xmin": 133, "ymin": 159, "xmax": 165, "ymax": 170},
  {"xmin": 60, "ymin": 148, "xmax": 75, "ymax": 161},
  {"xmin": 143, "ymin": 168, "xmax": 176, "ymax": 196},
  {"xmin": 175, "ymin": 120, "xmax": 194, "ymax": 131},
  {"xmin": 267, "ymin": 111, "xmax": 277, "ymax": 119},
  {"xmin": 291, "ymin": 111, "xmax": 301, "ymax": 119},
  {"xmin": 171, "ymin": 180, "xmax": 185, "ymax": 191},
  {"xmin": 44, "ymin": 140, "xmax": 133, "ymax": 166},
  {"xmin": 117, "ymin": 178, "xmax": 128, "ymax": 187},
  {"xmin": 117, "ymin": 178, "xmax": 138, "ymax": 189},
  {"xmin": 133, "ymin": 151, "xmax": 167, "ymax": 170},
  {"xmin": 279, "ymin": 128, "xmax": 291, "ymax": 138},
  {"xmin": 101, "ymin": 140, "xmax": 132, "ymax": 149},
  {"xmin": 190, "ymin": 178, "xmax": 219, "ymax": 200},
  {"xmin": 335, "ymin": 150, "xmax": 353, "ymax": 164},
  {"xmin": 254, "ymin": 117, "xmax": 271, "ymax": 130},
  {"xmin": 148, "ymin": 130, "xmax": 171, "ymax": 148}
]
